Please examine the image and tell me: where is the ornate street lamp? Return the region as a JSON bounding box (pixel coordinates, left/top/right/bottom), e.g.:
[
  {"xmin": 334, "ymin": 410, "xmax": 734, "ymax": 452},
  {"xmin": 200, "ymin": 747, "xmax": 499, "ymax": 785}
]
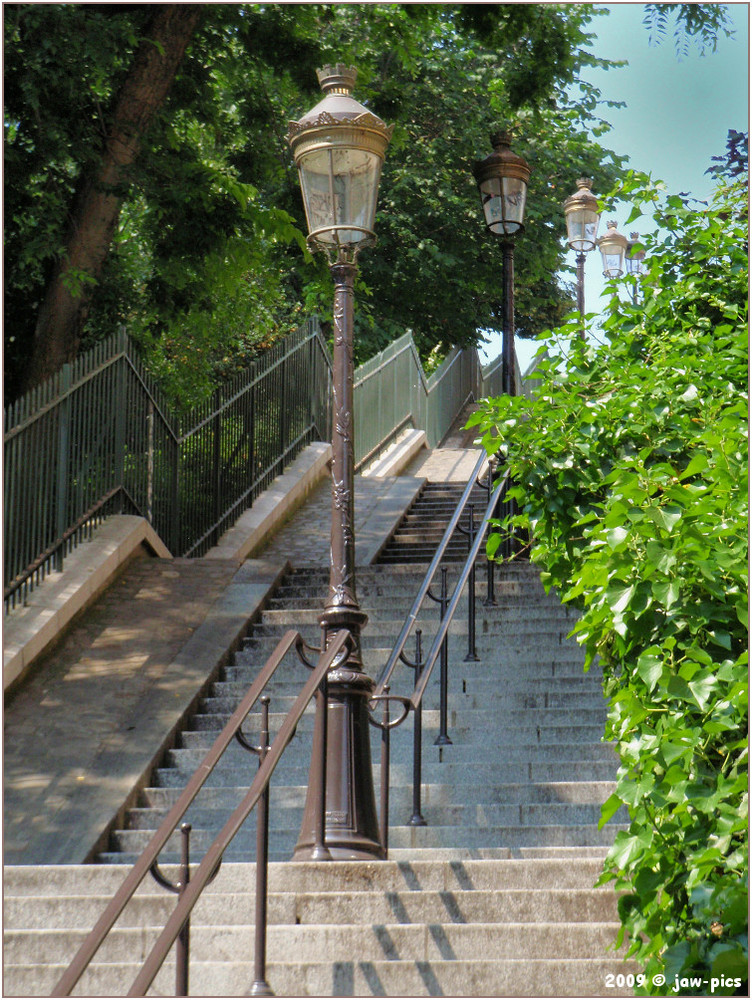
[
  {"xmin": 563, "ymin": 177, "xmax": 601, "ymax": 318},
  {"xmin": 288, "ymin": 65, "xmax": 392, "ymax": 861},
  {"xmin": 472, "ymin": 130, "xmax": 531, "ymax": 396},
  {"xmin": 597, "ymin": 220, "xmax": 628, "ymax": 278}
]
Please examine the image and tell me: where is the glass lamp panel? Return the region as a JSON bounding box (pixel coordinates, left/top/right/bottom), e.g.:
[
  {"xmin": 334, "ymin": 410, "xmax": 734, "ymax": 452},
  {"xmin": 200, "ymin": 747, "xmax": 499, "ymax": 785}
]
[
  {"xmin": 601, "ymin": 249, "xmax": 625, "ymax": 277},
  {"xmin": 480, "ymin": 176, "xmax": 526, "ymax": 234},
  {"xmin": 297, "ymin": 145, "xmax": 382, "ymax": 245},
  {"xmin": 566, "ymin": 208, "xmax": 599, "ymax": 251}
]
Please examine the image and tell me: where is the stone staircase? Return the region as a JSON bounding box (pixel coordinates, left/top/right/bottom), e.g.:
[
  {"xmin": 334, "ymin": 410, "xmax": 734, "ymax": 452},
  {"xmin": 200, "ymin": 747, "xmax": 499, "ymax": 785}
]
[
  {"xmin": 377, "ymin": 481, "xmax": 488, "ymax": 564},
  {"xmin": 3, "ymin": 554, "xmax": 635, "ymax": 995}
]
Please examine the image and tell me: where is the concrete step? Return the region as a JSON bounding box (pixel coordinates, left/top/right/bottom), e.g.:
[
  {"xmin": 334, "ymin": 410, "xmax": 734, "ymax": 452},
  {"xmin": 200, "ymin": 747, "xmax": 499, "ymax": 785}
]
[
  {"xmin": 188, "ymin": 703, "xmax": 609, "ymax": 731},
  {"xmin": 107, "ymin": 822, "xmax": 625, "ymax": 861},
  {"xmin": 151, "ymin": 758, "xmax": 620, "ymax": 789},
  {"xmin": 202, "ymin": 683, "xmax": 605, "ymax": 710},
  {"xmin": 123, "ymin": 800, "xmax": 623, "ymax": 834},
  {"xmin": 2, "ymin": 956, "xmax": 637, "ymax": 997},
  {"xmin": 4, "ymin": 857, "xmax": 612, "ymax": 896},
  {"xmin": 5, "ymin": 886, "xmax": 620, "ymax": 933},
  {"xmin": 5, "ymin": 919, "xmax": 625, "ymax": 967},
  {"xmin": 230, "ymin": 646, "xmax": 593, "ymax": 673},
  {"xmin": 139, "ymin": 780, "xmax": 617, "ymax": 812},
  {"xmin": 160, "ymin": 741, "xmax": 617, "ymax": 776},
  {"xmin": 177, "ymin": 727, "xmax": 610, "ymax": 756}
]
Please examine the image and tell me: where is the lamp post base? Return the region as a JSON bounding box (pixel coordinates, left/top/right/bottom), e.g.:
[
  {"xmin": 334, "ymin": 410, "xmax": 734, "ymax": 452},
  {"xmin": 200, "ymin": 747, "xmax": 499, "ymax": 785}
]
[{"xmin": 292, "ymin": 664, "xmax": 385, "ymax": 862}]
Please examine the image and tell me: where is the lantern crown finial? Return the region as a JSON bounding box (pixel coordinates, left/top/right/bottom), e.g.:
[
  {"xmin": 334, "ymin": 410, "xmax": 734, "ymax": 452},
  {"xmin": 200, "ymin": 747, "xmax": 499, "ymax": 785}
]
[
  {"xmin": 490, "ymin": 130, "xmax": 513, "ymax": 150},
  {"xmin": 316, "ymin": 64, "xmax": 357, "ymax": 95}
]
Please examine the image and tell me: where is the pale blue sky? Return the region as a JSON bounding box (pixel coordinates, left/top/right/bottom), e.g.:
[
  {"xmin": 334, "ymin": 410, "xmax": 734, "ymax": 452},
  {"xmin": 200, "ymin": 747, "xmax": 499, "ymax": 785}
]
[{"xmin": 480, "ymin": 2, "xmax": 749, "ymax": 368}]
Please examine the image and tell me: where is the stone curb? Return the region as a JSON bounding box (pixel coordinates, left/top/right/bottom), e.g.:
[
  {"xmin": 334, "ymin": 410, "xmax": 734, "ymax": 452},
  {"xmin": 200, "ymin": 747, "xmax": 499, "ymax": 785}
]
[
  {"xmin": 3, "ymin": 517, "xmax": 171, "ymax": 692},
  {"xmin": 361, "ymin": 429, "xmax": 427, "ymax": 478}
]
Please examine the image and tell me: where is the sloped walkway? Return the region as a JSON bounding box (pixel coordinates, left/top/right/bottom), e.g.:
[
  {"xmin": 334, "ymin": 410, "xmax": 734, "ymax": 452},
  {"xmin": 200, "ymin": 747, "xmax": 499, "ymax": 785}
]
[{"xmin": 3, "ymin": 421, "xmax": 483, "ymax": 865}]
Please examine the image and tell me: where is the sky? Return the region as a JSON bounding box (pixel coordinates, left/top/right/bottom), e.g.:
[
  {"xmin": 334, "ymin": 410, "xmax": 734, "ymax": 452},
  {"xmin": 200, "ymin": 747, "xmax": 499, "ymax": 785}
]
[{"xmin": 479, "ymin": 1, "xmax": 750, "ymax": 370}]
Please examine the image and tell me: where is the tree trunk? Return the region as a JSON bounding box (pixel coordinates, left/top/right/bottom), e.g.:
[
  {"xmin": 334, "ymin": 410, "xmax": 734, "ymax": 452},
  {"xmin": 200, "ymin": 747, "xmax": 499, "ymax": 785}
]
[{"xmin": 23, "ymin": 4, "xmax": 202, "ymax": 392}]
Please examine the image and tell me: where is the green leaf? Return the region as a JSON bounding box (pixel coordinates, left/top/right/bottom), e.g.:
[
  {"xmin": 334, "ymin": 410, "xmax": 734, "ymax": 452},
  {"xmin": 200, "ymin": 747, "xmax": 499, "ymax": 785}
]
[
  {"xmin": 637, "ymin": 649, "xmax": 664, "ymax": 692},
  {"xmin": 599, "ymin": 791, "xmax": 625, "ymax": 829},
  {"xmin": 687, "ymin": 674, "xmax": 718, "ymax": 711}
]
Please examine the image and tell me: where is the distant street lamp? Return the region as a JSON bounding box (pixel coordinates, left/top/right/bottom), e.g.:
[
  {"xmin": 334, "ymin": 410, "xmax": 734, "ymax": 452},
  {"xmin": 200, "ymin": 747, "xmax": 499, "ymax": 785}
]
[
  {"xmin": 472, "ymin": 130, "xmax": 531, "ymax": 396},
  {"xmin": 288, "ymin": 64, "xmax": 392, "ymax": 861},
  {"xmin": 597, "ymin": 220, "xmax": 628, "ymax": 278},
  {"xmin": 563, "ymin": 177, "xmax": 601, "ymax": 319},
  {"xmin": 626, "ymin": 231, "xmax": 646, "ymax": 303}
]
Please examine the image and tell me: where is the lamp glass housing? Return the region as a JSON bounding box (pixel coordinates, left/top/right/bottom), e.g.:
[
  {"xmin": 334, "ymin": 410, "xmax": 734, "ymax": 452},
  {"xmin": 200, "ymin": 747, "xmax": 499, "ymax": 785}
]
[
  {"xmin": 478, "ymin": 175, "xmax": 527, "ymax": 235},
  {"xmin": 598, "ymin": 221, "xmax": 627, "ymax": 278},
  {"xmin": 297, "ymin": 143, "xmax": 383, "ymax": 248},
  {"xmin": 288, "ymin": 65, "xmax": 392, "ymax": 254},
  {"xmin": 472, "ymin": 131, "xmax": 531, "ymax": 237},
  {"xmin": 626, "ymin": 233, "xmax": 646, "ymax": 275},
  {"xmin": 565, "ymin": 208, "xmax": 600, "ymax": 252}
]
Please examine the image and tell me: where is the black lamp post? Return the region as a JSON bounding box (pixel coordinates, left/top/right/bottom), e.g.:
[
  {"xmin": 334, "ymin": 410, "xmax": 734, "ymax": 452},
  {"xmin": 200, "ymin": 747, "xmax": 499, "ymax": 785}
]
[
  {"xmin": 563, "ymin": 177, "xmax": 601, "ymax": 320},
  {"xmin": 287, "ymin": 65, "xmax": 392, "ymax": 861},
  {"xmin": 472, "ymin": 131, "xmax": 531, "ymax": 396},
  {"xmin": 626, "ymin": 231, "xmax": 646, "ymax": 303}
]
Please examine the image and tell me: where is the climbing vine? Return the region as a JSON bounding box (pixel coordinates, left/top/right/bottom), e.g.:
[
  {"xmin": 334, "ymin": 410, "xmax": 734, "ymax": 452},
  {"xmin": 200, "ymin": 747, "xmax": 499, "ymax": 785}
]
[{"xmin": 469, "ymin": 166, "xmax": 748, "ymax": 994}]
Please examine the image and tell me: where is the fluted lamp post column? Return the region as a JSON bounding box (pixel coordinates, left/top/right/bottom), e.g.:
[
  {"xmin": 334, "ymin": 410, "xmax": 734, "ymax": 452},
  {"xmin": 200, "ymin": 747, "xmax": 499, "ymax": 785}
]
[
  {"xmin": 288, "ymin": 64, "xmax": 392, "ymax": 861},
  {"xmin": 472, "ymin": 130, "xmax": 531, "ymax": 397},
  {"xmin": 563, "ymin": 177, "xmax": 601, "ymax": 322}
]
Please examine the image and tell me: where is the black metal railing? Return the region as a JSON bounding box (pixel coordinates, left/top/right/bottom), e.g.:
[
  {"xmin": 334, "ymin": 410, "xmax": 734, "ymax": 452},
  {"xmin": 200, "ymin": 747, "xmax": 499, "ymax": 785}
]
[
  {"xmin": 4, "ymin": 322, "xmax": 332, "ymax": 609},
  {"xmin": 3, "ymin": 485, "xmax": 142, "ymax": 611},
  {"xmin": 51, "ymin": 628, "xmax": 351, "ymax": 998}
]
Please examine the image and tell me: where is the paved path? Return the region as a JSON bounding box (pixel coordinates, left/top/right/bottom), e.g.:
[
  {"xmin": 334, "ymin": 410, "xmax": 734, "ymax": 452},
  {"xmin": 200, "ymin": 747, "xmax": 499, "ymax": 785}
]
[{"xmin": 3, "ymin": 400, "xmax": 482, "ymax": 865}]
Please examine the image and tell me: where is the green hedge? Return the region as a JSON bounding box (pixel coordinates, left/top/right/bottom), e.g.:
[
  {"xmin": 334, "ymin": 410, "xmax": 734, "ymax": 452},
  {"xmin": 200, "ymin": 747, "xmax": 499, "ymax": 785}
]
[{"xmin": 470, "ymin": 171, "xmax": 748, "ymax": 994}]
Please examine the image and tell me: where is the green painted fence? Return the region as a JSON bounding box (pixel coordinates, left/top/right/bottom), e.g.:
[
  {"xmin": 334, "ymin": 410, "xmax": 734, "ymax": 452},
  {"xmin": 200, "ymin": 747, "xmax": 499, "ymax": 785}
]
[{"xmin": 4, "ymin": 320, "xmax": 508, "ymax": 610}]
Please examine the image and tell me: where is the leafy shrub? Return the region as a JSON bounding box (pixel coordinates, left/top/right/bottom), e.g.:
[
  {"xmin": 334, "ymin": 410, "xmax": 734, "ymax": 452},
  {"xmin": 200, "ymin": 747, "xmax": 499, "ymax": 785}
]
[{"xmin": 469, "ymin": 170, "xmax": 748, "ymax": 994}]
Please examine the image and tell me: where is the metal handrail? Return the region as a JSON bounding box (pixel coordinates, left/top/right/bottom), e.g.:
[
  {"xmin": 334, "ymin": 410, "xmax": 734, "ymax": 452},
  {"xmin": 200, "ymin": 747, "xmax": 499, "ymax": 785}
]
[
  {"xmin": 373, "ymin": 448, "xmax": 490, "ymax": 696},
  {"xmin": 368, "ymin": 458, "xmax": 509, "ymax": 845},
  {"xmin": 52, "ymin": 628, "xmax": 350, "ymax": 998},
  {"xmin": 411, "ymin": 471, "xmax": 508, "ymax": 710}
]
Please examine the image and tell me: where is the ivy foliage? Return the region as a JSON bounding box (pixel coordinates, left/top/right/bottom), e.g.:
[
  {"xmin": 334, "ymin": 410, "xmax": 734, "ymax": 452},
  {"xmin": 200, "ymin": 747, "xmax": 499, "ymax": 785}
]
[{"xmin": 468, "ymin": 164, "xmax": 748, "ymax": 992}]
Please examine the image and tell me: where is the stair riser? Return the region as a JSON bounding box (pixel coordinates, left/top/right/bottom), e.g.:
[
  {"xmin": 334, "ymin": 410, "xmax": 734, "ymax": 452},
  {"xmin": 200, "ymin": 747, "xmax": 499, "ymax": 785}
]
[
  {"xmin": 5, "ymin": 887, "xmax": 620, "ymax": 930},
  {"xmin": 4, "ymin": 858, "xmax": 610, "ymax": 895},
  {"xmin": 178, "ymin": 722, "xmax": 609, "ymax": 749},
  {"xmin": 140, "ymin": 780, "xmax": 617, "ymax": 811},
  {"xmin": 5, "ymin": 921, "xmax": 623, "ymax": 966},
  {"xmin": 196, "ymin": 693, "xmax": 605, "ymax": 720},
  {"xmin": 124, "ymin": 801, "xmax": 623, "ymax": 834},
  {"xmin": 3, "ymin": 957, "xmax": 639, "ymax": 998},
  {"xmin": 109, "ymin": 823, "xmax": 625, "ymax": 858},
  {"xmin": 151, "ymin": 760, "xmax": 620, "ymax": 791}
]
